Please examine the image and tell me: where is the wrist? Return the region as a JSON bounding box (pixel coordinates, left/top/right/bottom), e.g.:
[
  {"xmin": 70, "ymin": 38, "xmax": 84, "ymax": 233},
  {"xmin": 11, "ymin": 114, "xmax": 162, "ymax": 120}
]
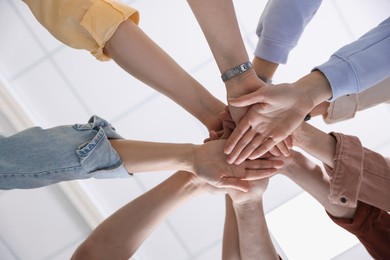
[
  {"xmin": 252, "ymin": 56, "xmax": 278, "ymax": 84},
  {"xmin": 183, "ymin": 144, "xmax": 197, "ymax": 174},
  {"xmin": 295, "ymin": 71, "xmax": 333, "ymax": 108},
  {"xmin": 232, "ymin": 198, "xmax": 263, "ymax": 211},
  {"xmin": 225, "ymin": 70, "xmax": 264, "ymax": 97},
  {"xmin": 178, "ymin": 171, "xmax": 206, "ymax": 195}
]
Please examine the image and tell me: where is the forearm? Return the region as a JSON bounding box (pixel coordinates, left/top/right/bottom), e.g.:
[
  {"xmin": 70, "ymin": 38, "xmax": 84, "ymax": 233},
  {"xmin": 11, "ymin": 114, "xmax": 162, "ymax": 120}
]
[
  {"xmin": 293, "ymin": 122, "xmax": 336, "ymax": 168},
  {"xmin": 109, "ymin": 139, "xmax": 195, "ymax": 174},
  {"xmin": 105, "ymin": 19, "xmax": 225, "ymax": 131},
  {"xmin": 222, "ymin": 195, "xmax": 241, "ymax": 260},
  {"xmin": 187, "ymin": 0, "xmax": 249, "ymax": 73},
  {"xmin": 281, "ymin": 151, "xmax": 356, "ymax": 218},
  {"xmin": 233, "ymin": 199, "xmax": 278, "ymax": 260},
  {"xmin": 252, "ymin": 56, "xmax": 279, "ymax": 83},
  {"xmin": 72, "ymin": 171, "xmax": 202, "ymax": 259}
]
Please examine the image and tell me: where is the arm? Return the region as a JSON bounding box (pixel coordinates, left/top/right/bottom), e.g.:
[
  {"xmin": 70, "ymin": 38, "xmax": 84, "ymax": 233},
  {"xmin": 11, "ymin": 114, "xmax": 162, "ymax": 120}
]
[
  {"xmin": 312, "ymin": 77, "xmax": 390, "ymax": 124},
  {"xmin": 279, "ymin": 150, "xmax": 355, "ymax": 219},
  {"xmin": 71, "ymin": 171, "xmax": 206, "ymax": 259},
  {"xmin": 110, "ymin": 138, "xmax": 282, "ymax": 191},
  {"xmin": 225, "ymin": 17, "xmax": 390, "ymax": 161},
  {"xmin": 255, "ymin": 0, "xmax": 322, "ymax": 65},
  {"xmin": 293, "ymin": 123, "xmax": 390, "ymax": 212},
  {"xmin": 186, "ymin": 0, "xmax": 266, "ymax": 124},
  {"xmin": 279, "ymin": 151, "xmax": 390, "ymax": 259},
  {"xmin": 222, "ymin": 195, "xmax": 241, "ymax": 260},
  {"xmin": 226, "ymin": 178, "xmax": 279, "ymax": 260},
  {"xmin": 106, "ymin": 19, "xmax": 225, "ymax": 131},
  {"xmin": 315, "ymin": 17, "xmax": 390, "ymax": 100}
]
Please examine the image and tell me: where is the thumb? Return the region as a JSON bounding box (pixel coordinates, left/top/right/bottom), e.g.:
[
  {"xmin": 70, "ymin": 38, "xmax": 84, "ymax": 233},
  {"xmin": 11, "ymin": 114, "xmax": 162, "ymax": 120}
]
[
  {"xmin": 228, "ymin": 88, "xmax": 264, "ymax": 107},
  {"xmin": 218, "ymin": 178, "xmax": 249, "ymax": 192}
]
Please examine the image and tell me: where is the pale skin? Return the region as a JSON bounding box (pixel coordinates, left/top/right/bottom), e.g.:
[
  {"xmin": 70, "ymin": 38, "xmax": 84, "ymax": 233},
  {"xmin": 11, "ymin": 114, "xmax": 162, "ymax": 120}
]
[
  {"xmin": 186, "ymin": 0, "xmax": 292, "ymax": 158},
  {"xmin": 225, "ymin": 70, "xmax": 333, "ymax": 163},
  {"xmin": 71, "ymin": 171, "xmax": 220, "ymax": 260},
  {"xmin": 278, "ymin": 150, "xmax": 356, "ymax": 219},
  {"xmin": 104, "ymin": 18, "xmax": 225, "ymax": 132},
  {"xmin": 223, "ymin": 178, "xmax": 280, "ymax": 260},
  {"xmin": 109, "ymin": 138, "xmax": 283, "ymax": 191},
  {"xmin": 208, "ymin": 110, "xmax": 280, "ymax": 260}
]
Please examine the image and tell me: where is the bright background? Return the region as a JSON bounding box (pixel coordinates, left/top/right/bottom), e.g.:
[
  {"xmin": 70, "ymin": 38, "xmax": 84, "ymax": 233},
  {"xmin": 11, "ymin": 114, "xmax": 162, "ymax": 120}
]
[{"xmin": 0, "ymin": 0, "xmax": 389, "ymax": 259}]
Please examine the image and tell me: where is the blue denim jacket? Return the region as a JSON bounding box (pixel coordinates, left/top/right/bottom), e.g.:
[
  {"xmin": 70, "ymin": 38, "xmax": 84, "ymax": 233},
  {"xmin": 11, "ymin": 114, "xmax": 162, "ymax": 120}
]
[{"xmin": 0, "ymin": 116, "xmax": 129, "ymax": 189}]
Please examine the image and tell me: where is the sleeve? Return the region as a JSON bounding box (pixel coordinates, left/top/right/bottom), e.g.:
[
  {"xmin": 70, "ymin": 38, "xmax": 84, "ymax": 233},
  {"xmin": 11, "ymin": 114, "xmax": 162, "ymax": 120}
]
[
  {"xmin": 327, "ymin": 201, "xmax": 390, "ymax": 260},
  {"xmin": 324, "ymin": 77, "xmax": 390, "ymax": 124},
  {"xmin": 0, "ymin": 115, "xmax": 129, "ymax": 190},
  {"xmin": 324, "ymin": 132, "xmax": 390, "ymax": 212},
  {"xmin": 314, "ymin": 17, "xmax": 390, "ymax": 100},
  {"xmin": 254, "ymin": 0, "xmax": 322, "ymax": 64}
]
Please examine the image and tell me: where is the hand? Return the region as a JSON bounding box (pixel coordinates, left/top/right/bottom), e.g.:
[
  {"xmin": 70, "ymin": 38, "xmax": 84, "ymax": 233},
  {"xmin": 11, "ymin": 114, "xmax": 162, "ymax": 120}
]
[
  {"xmin": 310, "ymin": 101, "xmax": 330, "ymax": 117},
  {"xmin": 204, "ymin": 106, "xmax": 236, "ymax": 143},
  {"xmin": 228, "ymin": 177, "xmax": 270, "ymax": 206},
  {"xmin": 193, "ymin": 140, "xmax": 283, "ymax": 192},
  {"xmin": 226, "ymin": 71, "xmax": 267, "ymax": 125},
  {"xmin": 188, "ymin": 173, "xmax": 227, "ymax": 196},
  {"xmin": 224, "ymin": 83, "xmax": 314, "ymax": 164}
]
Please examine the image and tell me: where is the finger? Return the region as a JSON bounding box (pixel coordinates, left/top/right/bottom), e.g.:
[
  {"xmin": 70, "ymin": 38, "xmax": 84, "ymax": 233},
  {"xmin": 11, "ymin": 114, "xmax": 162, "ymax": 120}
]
[
  {"xmin": 248, "ymin": 138, "xmax": 278, "ymax": 159},
  {"xmin": 243, "ymin": 168, "xmax": 278, "ymax": 180},
  {"xmin": 284, "ymin": 135, "xmax": 293, "ymax": 149},
  {"xmin": 217, "ymin": 178, "xmax": 249, "ymax": 192},
  {"xmin": 224, "ymin": 118, "xmax": 252, "ymax": 155},
  {"xmin": 268, "ymin": 146, "xmax": 282, "ymax": 157},
  {"xmin": 234, "ymin": 134, "xmax": 265, "ymax": 165},
  {"xmin": 226, "ymin": 129, "xmax": 257, "ymax": 164},
  {"xmin": 245, "ymin": 158, "xmax": 284, "ymax": 169},
  {"xmin": 275, "ymin": 140, "xmax": 290, "ymax": 157},
  {"xmin": 228, "ymin": 88, "xmax": 265, "ymax": 107}
]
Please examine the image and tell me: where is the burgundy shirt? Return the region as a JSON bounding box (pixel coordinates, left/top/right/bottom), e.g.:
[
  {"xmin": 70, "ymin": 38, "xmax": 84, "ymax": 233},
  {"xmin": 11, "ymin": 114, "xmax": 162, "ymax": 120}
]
[{"xmin": 328, "ymin": 201, "xmax": 390, "ymax": 260}]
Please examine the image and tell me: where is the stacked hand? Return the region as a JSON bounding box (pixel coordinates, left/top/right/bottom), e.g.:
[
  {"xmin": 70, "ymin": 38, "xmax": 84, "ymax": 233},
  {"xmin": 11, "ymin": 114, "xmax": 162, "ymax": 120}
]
[{"xmin": 224, "ymin": 83, "xmax": 313, "ymax": 164}]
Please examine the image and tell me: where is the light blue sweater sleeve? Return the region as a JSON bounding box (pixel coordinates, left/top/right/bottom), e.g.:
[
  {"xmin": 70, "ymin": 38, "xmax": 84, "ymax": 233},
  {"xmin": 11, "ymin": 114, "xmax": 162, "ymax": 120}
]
[
  {"xmin": 254, "ymin": 0, "xmax": 322, "ymax": 64},
  {"xmin": 315, "ymin": 17, "xmax": 390, "ymax": 100}
]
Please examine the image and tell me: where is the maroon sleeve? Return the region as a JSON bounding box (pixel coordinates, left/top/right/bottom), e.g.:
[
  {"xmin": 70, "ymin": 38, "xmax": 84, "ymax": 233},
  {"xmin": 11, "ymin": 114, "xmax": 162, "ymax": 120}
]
[{"xmin": 327, "ymin": 201, "xmax": 390, "ymax": 260}]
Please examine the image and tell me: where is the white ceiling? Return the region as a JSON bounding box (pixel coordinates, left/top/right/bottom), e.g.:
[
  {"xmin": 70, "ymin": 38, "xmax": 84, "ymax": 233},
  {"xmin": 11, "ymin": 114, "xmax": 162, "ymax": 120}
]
[{"xmin": 0, "ymin": 0, "xmax": 389, "ymax": 259}]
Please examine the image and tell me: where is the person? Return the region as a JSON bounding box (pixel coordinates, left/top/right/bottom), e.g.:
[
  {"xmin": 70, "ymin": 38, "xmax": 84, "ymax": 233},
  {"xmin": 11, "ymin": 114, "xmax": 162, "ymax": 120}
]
[
  {"xmin": 290, "ymin": 121, "xmax": 390, "ymax": 212},
  {"xmin": 70, "ymin": 170, "xmax": 218, "ymax": 259},
  {"xmin": 0, "ymin": 115, "xmax": 284, "ymax": 191},
  {"xmin": 278, "ymin": 149, "xmax": 390, "ymax": 259},
  {"xmin": 186, "ymin": 0, "xmax": 390, "ymax": 162},
  {"xmin": 22, "ymin": 0, "xmax": 226, "ymax": 134},
  {"xmin": 222, "ymin": 178, "xmax": 280, "ymax": 260},
  {"xmin": 71, "ymin": 171, "xmax": 284, "ymax": 259}
]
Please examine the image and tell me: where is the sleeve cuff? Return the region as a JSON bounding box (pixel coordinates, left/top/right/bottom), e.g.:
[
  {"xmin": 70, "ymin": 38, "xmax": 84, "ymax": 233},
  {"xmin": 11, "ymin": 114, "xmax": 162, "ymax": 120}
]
[
  {"xmin": 324, "ymin": 94, "xmax": 358, "ymax": 124},
  {"xmin": 324, "ymin": 133, "xmax": 364, "ymax": 208},
  {"xmin": 314, "ymin": 56, "xmax": 360, "ymax": 101}
]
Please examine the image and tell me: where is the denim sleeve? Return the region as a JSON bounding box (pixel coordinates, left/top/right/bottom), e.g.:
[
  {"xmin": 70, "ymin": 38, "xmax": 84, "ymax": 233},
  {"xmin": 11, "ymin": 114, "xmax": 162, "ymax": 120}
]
[
  {"xmin": 0, "ymin": 115, "xmax": 129, "ymax": 190},
  {"xmin": 315, "ymin": 17, "xmax": 390, "ymax": 100},
  {"xmin": 254, "ymin": 0, "xmax": 322, "ymax": 64}
]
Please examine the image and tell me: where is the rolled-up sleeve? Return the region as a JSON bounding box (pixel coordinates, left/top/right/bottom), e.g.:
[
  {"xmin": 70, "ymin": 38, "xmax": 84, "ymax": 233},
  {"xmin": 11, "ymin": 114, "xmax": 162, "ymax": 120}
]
[
  {"xmin": 324, "ymin": 77, "xmax": 390, "ymax": 124},
  {"xmin": 324, "ymin": 132, "xmax": 390, "ymax": 212},
  {"xmin": 0, "ymin": 115, "xmax": 129, "ymax": 190}
]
